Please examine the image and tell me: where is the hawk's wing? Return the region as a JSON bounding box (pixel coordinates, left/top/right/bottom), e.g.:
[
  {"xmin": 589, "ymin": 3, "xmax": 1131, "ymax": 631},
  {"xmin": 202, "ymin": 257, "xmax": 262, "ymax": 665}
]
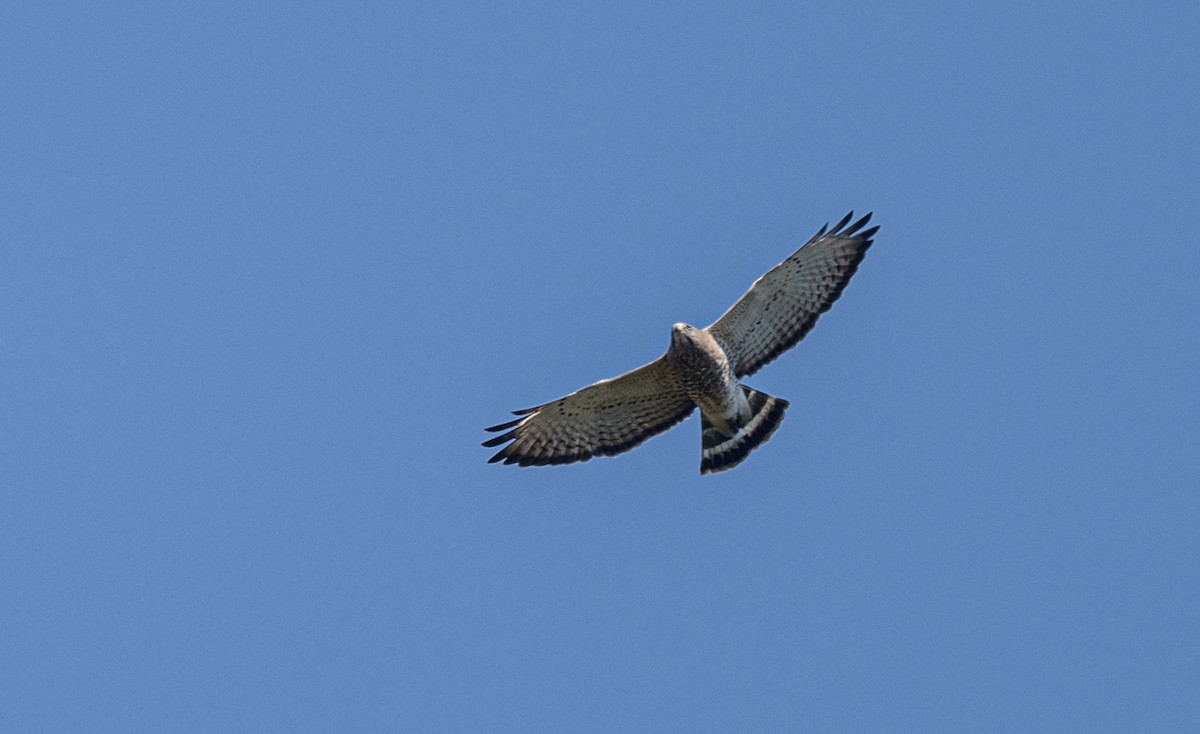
[
  {"xmin": 482, "ymin": 357, "xmax": 695, "ymax": 466},
  {"xmin": 706, "ymin": 211, "xmax": 878, "ymax": 378}
]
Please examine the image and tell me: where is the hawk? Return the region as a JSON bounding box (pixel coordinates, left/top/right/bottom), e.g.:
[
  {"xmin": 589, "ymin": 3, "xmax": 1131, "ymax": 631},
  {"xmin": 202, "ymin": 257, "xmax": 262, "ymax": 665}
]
[{"xmin": 484, "ymin": 211, "xmax": 878, "ymax": 474}]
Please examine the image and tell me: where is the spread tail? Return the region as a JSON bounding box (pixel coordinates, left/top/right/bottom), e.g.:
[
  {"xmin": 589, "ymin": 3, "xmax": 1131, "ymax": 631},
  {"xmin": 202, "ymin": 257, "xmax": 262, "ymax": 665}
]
[{"xmin": 700, "ymin": 386, "xmax": 789, "ymax": 474}]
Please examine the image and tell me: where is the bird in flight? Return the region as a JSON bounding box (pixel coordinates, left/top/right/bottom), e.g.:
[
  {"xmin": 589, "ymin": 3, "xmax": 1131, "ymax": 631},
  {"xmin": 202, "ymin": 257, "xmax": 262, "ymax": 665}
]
[{"xmin": 484, "ymin": 211, "xmax": 878, "ymax": 474}]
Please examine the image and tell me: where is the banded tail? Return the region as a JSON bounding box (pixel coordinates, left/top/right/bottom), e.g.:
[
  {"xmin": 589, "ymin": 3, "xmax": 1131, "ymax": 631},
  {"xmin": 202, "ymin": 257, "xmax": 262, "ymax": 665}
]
[{"xmin": 700, "ymin": 386, "xmax": 789, "ymax": 474}]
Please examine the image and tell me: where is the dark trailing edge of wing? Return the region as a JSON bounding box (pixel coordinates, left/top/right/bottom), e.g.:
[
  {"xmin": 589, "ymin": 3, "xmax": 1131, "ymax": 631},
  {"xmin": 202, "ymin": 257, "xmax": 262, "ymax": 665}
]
[
  {"xmin": 737, "ymin": 210, "xmax": 878, "ymax": 378},
  {"xmin": 482, "ymin": 402, "xmax": 696, "ymax": 467}
]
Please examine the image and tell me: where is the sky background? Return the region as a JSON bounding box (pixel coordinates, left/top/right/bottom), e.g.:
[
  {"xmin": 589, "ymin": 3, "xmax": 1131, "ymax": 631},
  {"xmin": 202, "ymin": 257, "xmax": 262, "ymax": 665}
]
[{"xmin": 3, "ymin": 2, "xmax": 1198, "ymax": 731}]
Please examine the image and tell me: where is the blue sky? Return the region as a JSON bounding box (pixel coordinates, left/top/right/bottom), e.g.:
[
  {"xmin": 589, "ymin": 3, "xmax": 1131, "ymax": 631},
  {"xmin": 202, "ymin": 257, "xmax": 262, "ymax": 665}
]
[{"xmin": 3, "ymin": 2, "xmax": 1198, "ymax": 731}]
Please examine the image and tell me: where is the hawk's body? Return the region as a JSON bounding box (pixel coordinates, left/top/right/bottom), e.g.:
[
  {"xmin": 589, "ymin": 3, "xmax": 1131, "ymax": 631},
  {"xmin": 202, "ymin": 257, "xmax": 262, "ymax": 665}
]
[
  {"xmin": 664, "ymin": 324, "xmax": 738, "ymax": 433},
  {"xmin": 484, "ymin": 211, "xmax": 878, "ymax": 474}
]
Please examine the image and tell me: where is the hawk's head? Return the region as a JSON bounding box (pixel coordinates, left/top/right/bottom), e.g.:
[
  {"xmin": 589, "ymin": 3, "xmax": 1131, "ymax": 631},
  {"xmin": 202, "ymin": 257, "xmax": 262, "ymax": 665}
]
[{"xmin": 671, "ymin": 322, "xmax": 697, "ymax": 344}]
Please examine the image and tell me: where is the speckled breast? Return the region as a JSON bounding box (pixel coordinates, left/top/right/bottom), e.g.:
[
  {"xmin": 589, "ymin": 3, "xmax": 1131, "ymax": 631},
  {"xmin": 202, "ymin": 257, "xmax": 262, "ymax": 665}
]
[{"xmin": 665, "ymin": 330, "xmax": 738, "ymax": 413}]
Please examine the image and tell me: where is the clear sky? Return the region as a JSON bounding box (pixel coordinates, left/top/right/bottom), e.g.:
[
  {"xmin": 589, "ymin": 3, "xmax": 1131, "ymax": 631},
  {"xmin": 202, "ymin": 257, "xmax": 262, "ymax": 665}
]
[{"xmin": 3, "ymin": 2, "xmax": 1198, "ymax": 731}]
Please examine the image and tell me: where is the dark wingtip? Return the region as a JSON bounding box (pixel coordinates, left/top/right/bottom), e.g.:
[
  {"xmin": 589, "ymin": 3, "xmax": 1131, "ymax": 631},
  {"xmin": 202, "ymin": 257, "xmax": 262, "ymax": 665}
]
[
  {"xmin": 481, "ymin": 428, "xmax": 519, "ymax": 448},
  {"xmin": 487, "ymin": 449, "xmax": 509, "ymax": 463},
  {"xmin": 832, "ymin": 211, "xmax": 854, "ymax": 233},
  {"xmin": 485, "ymin": 416, "xmax": 524, "ymax": 433},
  {"xmin": 844, "ymin": 211, "xmax": 873, "ymax": 237}
]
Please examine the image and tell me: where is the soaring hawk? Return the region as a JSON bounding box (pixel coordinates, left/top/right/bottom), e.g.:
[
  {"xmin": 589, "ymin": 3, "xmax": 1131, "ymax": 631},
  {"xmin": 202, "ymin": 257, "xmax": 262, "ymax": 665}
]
[{"xmin": 484, "ymin": 211, "xmax": 878, "ymax": 474}]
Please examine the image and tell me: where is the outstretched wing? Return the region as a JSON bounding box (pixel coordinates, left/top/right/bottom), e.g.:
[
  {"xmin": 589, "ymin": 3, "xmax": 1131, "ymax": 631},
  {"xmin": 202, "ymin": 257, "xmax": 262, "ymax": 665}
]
[
  {"xmin": 483, "ymin": 357, "xmax": 695, "ymax": 466},
  {"xmin": 706, "ymin": 211, "xmax": 878, "ymax": 378}
]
